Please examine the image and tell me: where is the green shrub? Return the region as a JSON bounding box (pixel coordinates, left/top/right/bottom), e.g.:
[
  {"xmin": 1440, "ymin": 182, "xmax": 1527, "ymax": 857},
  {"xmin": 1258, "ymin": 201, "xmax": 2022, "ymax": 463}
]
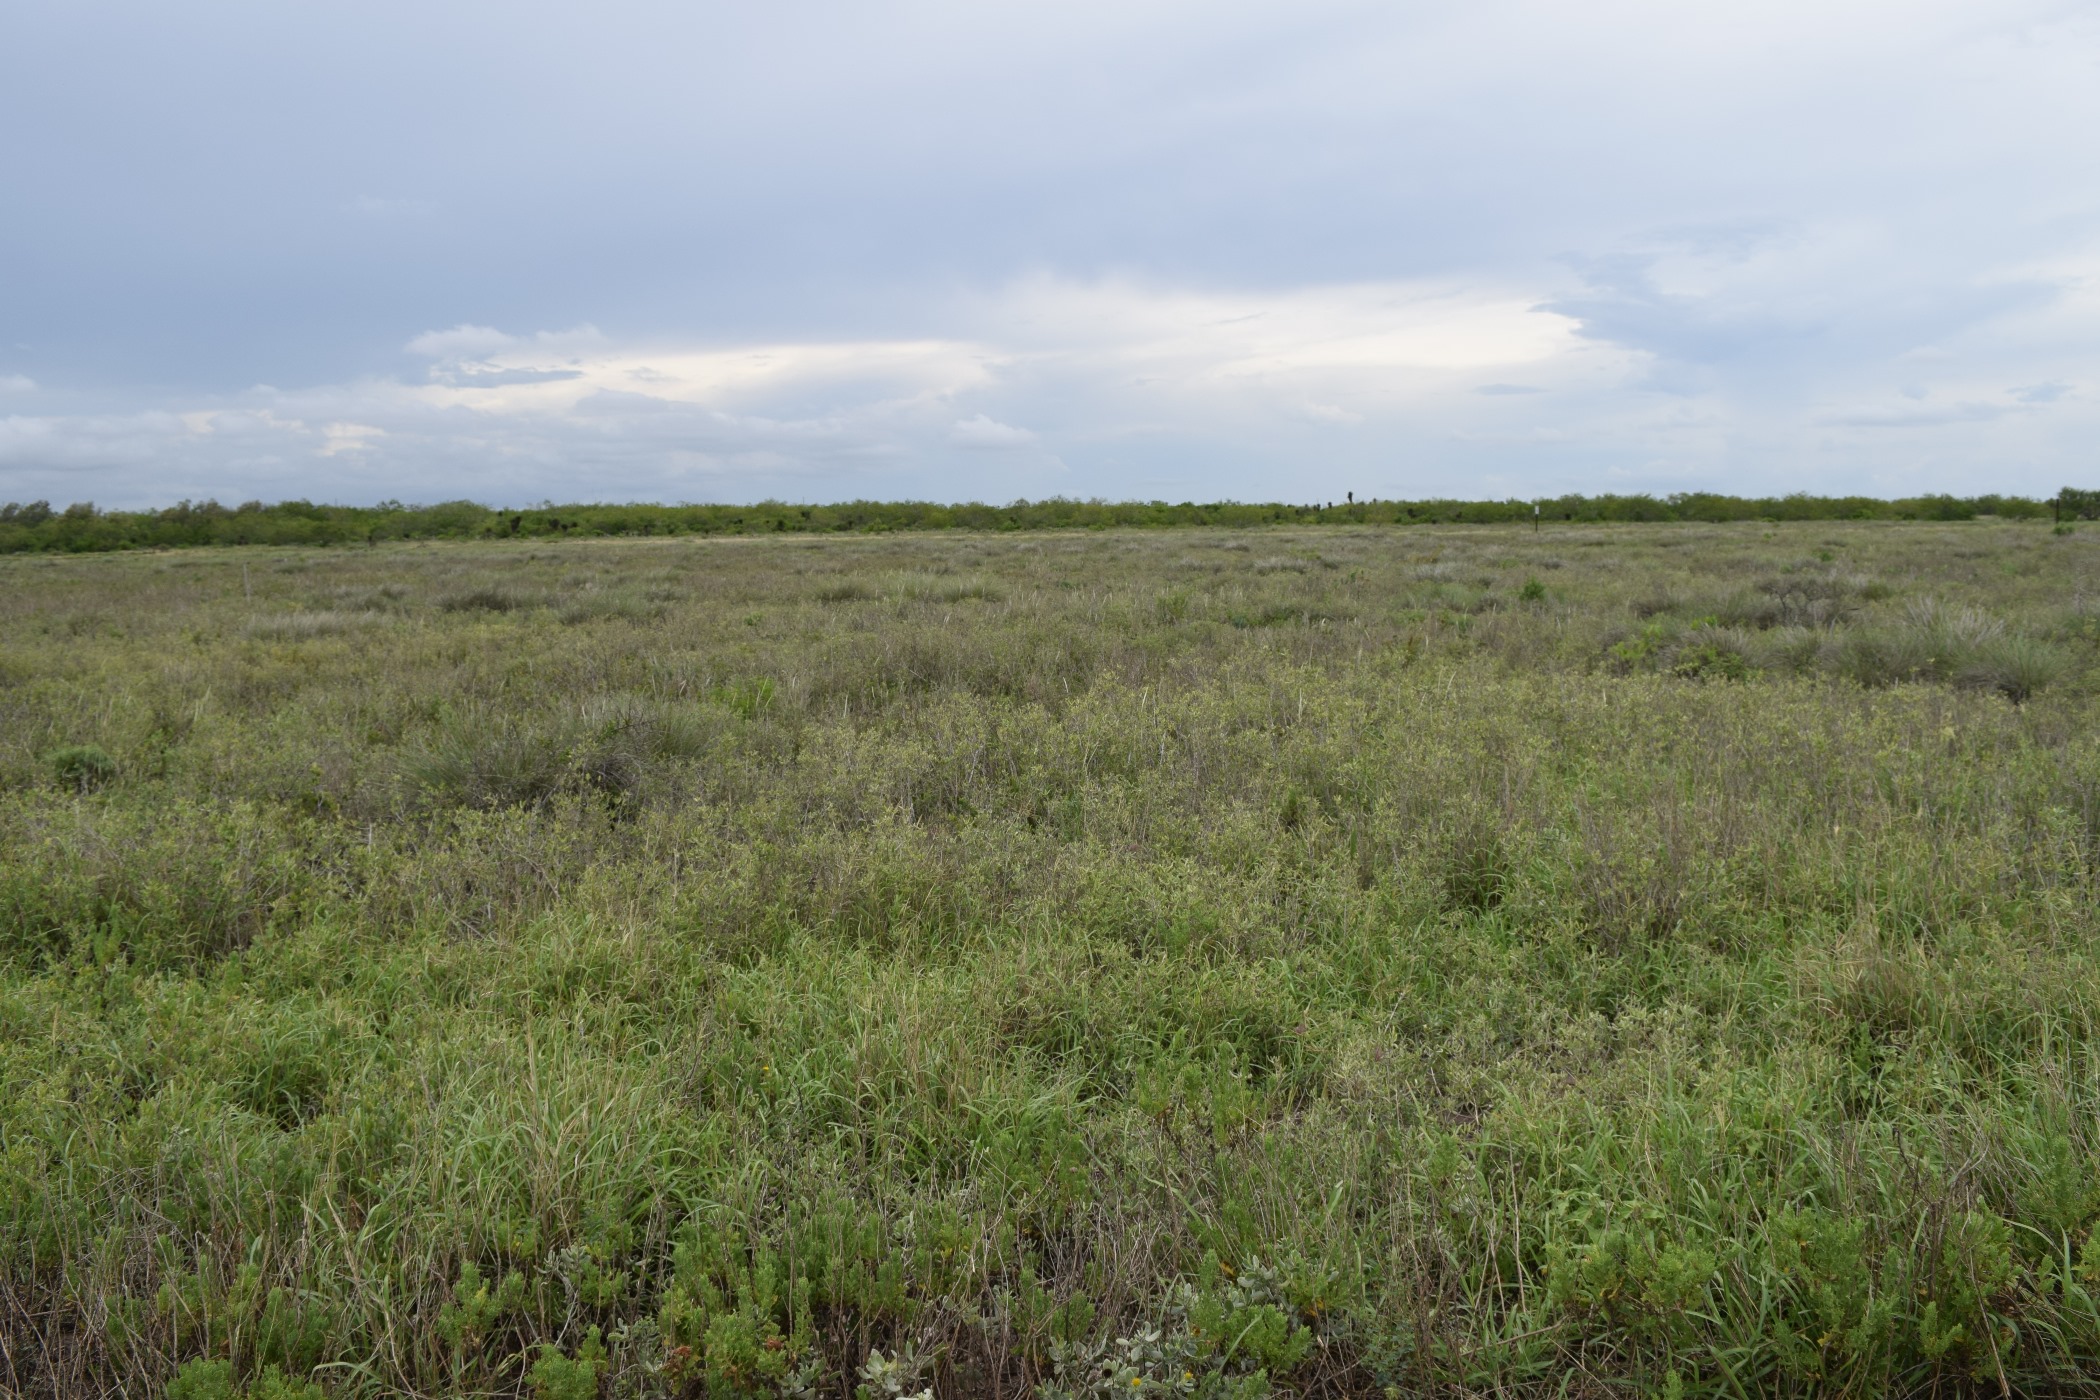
[
  {"xmin": 45, "ymin": 743, "xmax": 116, "ymax": 792},
  {"xmin": 529, "ymin": 1329, "xmax": 606, "ymax": 1400},
  {"xmin": 164, "ymin": 1360, "xmax": 324, "ymax": 1400},
  {"xmin": 166, "ymin": 1358, "xmax": 238, "ymax": 1400},
  {"xmin": 0, "ymin": 795, "xmax": 313, "ymax": 966},
  {"xmin": 437, "ymin": 583, "xmax": 540, "ymax": 612}
]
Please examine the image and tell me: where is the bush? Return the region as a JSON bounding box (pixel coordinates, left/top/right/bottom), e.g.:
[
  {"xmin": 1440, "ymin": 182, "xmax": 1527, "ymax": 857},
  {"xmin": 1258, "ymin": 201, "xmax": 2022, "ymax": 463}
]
[
  {"xmin": 44, "ymin": 743, "xmax": 116, "ymax": 792},
  {"xmin": 437, "ymin": 584, "xmax": 540, "ymax": 613},
  {"xmin": 0, "ymin": 796, "xmax": 314, "ymax": 966}
]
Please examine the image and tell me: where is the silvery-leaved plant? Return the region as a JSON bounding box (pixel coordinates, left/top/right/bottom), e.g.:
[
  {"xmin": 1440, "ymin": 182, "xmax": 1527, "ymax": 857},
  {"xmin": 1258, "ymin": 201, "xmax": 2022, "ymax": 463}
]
[
  {"xmin": 857, "ymin": 1342, "xmax": 935, "ymax": 1400},
  {"xmin": 1038, "ymin": 1258, "xmax": 1312, "ymax": 1400}
]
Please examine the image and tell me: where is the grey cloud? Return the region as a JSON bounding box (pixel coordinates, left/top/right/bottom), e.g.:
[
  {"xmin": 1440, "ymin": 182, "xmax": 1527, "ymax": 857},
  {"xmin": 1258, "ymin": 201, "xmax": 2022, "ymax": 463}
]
[
  {"xmin": 428, "ymin": 367, "xmax": 586, "ymax": 387},
  {"xmin": 1819, "ymin": 401, "xmax": 2016, "ymax": 428},
  {"xmin": 2014, "ymin": 381, "xmax": 2071, "ymax": 403},
  {"xmin": 1543, "ymin": 236, "xmax": 2070, "ymax": 392},
  {"xmin": 407, "ymin": 326, "xmax": 518, "ymax": 359},
  {"xmin": 950, "ymin": 415, "xmax": 1038, "ymax": 448},
  {"xmin": 1542, "ymin": 250, "xmax": 1825, "ymax": 370}
]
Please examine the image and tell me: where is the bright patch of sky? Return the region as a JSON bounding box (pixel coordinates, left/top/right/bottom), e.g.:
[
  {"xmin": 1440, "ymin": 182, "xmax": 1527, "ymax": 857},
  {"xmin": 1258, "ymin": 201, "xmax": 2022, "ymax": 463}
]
[{"xmin": 3, "ymin": 0, "xmax": 2097, "ymax": 506}]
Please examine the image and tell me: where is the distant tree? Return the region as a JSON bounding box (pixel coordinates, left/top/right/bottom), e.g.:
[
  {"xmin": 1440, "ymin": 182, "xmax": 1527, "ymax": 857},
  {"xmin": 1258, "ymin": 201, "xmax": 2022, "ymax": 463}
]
[{"xmin": 2058, "ymin": 487, "xmax": 2100, "ymax": 520}]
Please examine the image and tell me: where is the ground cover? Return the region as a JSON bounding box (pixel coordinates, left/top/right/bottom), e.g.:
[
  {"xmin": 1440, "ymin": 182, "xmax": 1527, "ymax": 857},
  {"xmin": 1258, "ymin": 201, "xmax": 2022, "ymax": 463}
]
[{"xmin": 3, "ymin": 520, "xmax": 2099, "ymax": 1397}]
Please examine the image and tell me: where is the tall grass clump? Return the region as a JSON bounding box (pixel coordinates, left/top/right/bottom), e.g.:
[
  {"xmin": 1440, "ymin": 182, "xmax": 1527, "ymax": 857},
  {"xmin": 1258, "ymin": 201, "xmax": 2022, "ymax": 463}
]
[
  {"xmin": 437, "ymin": 583, "xmax": 542, "ymax": 613},
  {"xmin": 241, "ymin": 610, "xmax": 377, "ymax": 641},
  {"xmin": 1825, "ymin": 598, "xmax": 2069, "ymax": 701}
]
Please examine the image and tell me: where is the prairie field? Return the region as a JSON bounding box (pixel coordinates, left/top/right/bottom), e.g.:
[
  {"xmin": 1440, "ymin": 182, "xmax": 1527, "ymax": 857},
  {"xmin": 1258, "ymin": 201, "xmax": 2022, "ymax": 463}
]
[{"xmin": 8, "ymin": 520, "xmax": 2100, "ymax": 1399}]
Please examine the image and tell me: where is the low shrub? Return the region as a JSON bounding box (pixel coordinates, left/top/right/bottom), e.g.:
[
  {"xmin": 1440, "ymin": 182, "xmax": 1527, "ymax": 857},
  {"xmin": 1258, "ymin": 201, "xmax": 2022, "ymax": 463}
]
[
  {"xmin": 437, "ymin": 584, "xmax": 541, "ymax": 613},
  {"xmin": 44, "ymin": 743, "xmax": 116, "ymax": 792}
]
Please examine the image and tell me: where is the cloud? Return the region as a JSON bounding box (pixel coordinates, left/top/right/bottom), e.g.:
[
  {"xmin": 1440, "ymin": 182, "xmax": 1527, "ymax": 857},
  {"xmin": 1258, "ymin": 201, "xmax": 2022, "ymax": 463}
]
[
  {"xmin": 406, "ymin": 325, "xmax": 517, "ymax": 359},
  {"xmin": 1, "ymin": 276, "xmax": 1586, "ymax": 500},
  {"xmin": 949, "ymin": 414, "xmax": 1037, "ymax": 448},
  {"xmin": 1543, "ymin": 242, "xmax": 1828, "ymax": 371},
  {"xmin": 2014, "ymin": 381, "xmax": 2071, "ymax": 403},
  {"xmin": 8, "ymin": 255, "xmax": 2098, "ymax": 507},
  {"xmin": 321, "ymin": 422, "xmax": 385, "ymax": 455},
  {"xmin": 429, "ymin": 366, "xmax": 586, "ymax": 388},
  {"xmin": 1541, "ymin": 224, "xmax": 2071, "ymax": 395},
  {"xmin": 1819, "ymin": 400, "xmax": 2016, "ymax": 428}
]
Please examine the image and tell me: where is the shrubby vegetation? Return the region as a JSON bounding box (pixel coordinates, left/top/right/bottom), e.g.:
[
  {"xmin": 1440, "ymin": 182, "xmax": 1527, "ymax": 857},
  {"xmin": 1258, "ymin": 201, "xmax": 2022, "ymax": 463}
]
[
  {"xmin": 0, "ymin": 489, "xmax": 2080, "ymax": 554},
  {"xmin": 3, "ymin": 520, "xmax": 2100, "ymax": 1396}
]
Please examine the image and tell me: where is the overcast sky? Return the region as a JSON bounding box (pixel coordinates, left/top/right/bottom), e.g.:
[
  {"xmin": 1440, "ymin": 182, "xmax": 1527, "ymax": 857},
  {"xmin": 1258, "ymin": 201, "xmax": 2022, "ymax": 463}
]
[{"xmin": 3, "ymin": 0, "xmax": 2098, "ymax": 507}]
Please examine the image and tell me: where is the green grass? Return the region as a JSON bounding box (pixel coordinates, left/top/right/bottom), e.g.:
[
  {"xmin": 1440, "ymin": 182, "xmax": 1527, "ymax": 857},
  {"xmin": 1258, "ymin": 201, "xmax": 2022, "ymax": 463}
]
[{"xmin": 4, "ymin": 520, "xmax": 2100, "ymax": 1398}]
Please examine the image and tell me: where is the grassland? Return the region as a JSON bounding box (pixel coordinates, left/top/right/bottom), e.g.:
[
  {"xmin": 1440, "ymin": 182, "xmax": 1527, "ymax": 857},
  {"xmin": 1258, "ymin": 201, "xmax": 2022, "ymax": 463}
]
[{"xmin": 4, "ymin": 520, "xmax": 2100, "ymax": 1398}]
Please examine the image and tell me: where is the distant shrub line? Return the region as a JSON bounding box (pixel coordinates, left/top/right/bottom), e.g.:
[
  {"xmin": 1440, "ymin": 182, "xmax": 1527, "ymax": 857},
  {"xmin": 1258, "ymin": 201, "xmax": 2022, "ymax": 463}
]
[{"xmin": 0, "ymin": 490, "xmax": 2085, "ymax": 553}]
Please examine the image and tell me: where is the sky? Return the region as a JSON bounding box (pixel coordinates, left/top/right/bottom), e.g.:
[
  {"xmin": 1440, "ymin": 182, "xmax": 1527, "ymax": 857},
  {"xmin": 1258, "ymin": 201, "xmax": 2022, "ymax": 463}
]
[{"xmin": 3, "ymin": 0, "xmax": 2098, "ymax": 508}]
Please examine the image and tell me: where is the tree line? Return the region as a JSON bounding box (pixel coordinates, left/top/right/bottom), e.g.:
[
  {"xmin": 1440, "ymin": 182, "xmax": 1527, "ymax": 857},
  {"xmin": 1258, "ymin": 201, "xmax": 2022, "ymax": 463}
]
[{"xmin": 0, "ymin": 490, "xmax": 2084, "ymax": 553}]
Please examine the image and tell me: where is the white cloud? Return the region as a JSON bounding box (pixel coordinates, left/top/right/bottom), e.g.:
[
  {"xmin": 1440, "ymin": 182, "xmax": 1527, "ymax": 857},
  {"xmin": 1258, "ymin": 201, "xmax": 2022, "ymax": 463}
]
[
  {"xmin": 8, "ymin": 256, "xmax": 2098, "ymax": 506},
  {"xmin": 0, "ymin": 375, "xmax": 34, "ymax": 393},
  {"xmin": 950, "ymin": 414, "xmax": 1037, "ymax": 447},
  {"xmin": 321, "ymin": 422, "xmax": 386, "ymax": 455},
  {"xmin": 405, "ymin": 324, "xmax": 519, "ymax": 359}
]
